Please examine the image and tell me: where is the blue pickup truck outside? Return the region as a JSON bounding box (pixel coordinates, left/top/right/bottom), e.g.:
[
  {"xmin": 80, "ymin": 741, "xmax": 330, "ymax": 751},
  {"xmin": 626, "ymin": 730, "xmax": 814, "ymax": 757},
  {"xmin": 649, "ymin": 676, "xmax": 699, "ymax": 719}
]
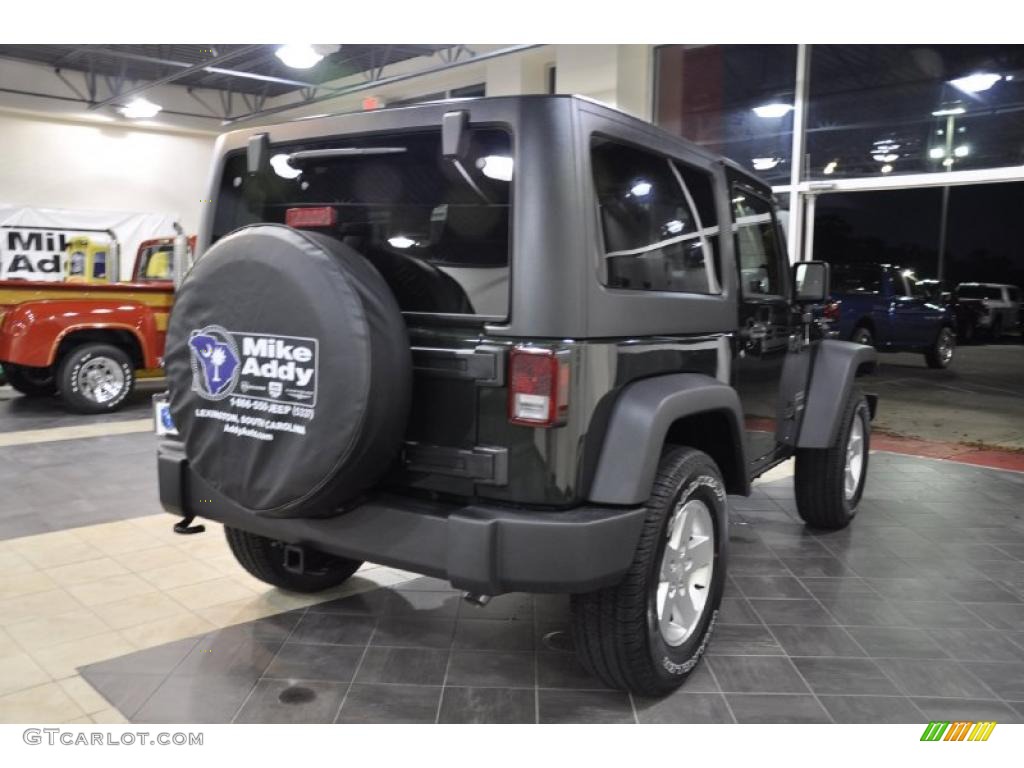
[{"xmin": 828, "ymin": 263, "xmax": 957, "ymax": 369}]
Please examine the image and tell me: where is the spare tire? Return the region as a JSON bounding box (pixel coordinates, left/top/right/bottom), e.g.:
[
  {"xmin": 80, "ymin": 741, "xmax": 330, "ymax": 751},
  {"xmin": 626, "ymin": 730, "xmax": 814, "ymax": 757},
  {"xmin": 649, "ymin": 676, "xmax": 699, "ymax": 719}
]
[{"xmin": 164, "ymin": 225, "xmax": 411, "ymax": 518}]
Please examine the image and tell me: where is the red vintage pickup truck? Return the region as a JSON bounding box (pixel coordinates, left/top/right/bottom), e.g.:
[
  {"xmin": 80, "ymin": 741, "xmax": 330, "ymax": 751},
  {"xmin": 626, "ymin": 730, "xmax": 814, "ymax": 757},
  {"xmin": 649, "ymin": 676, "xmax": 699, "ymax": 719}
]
[{"xmin": 0, "ymin": 236, "xmax": 193, "ymax": 413}]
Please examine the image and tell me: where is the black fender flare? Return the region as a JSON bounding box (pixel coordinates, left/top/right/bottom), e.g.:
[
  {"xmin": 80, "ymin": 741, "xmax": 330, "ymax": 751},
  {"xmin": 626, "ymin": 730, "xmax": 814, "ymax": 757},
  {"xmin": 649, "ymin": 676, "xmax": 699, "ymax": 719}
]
[
  {"xmin": 797, "ymin": 339, "xmax": 877, "ymax": 449},
  {"xmin": 587, "ymin": 373, "xmax": 747, "ymax": 505}
]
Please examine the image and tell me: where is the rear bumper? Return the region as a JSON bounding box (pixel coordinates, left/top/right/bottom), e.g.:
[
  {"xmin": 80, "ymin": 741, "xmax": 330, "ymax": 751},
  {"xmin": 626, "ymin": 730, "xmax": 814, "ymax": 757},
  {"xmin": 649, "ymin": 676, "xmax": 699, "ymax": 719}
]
[{"xmin": 158, "ymin": 441, "xmax": 647, "ymax": 595}]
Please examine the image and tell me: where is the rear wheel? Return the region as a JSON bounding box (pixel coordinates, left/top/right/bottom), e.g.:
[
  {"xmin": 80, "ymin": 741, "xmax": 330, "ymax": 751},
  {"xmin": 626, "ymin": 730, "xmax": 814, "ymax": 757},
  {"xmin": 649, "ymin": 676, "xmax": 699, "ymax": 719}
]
[
  {"xmin": 794, "ymin": 387, "xmax": 870, "ymax": 530},
  {"xmin": 851, "ymin": 325, "xmax": 874, "ymax": 348},
  {"xmin": 3, "ymin": 364, "xmax": 57, "ymax": 398},
  {"xmin": 570, "ymin": 447, "xmax": 726, "ymax": 696},
  {"xmin": 57, "ymin": 344, "xmax": 134, "ymax": 414},
  {"xmin": 925, "ymin": 327, "xmax": 955, "ymax": 369},
  {"xmin": 225, "ymin": 527, "xmax": 363, "ymax": 593}
]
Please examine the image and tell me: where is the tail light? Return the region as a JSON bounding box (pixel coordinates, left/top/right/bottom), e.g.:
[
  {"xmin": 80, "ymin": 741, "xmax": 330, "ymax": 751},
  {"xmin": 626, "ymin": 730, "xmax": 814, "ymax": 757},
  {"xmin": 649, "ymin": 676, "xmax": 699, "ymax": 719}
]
[
  {"xmin": 823, "ymin": 299, "xmax": 841, "ymax": 321},
  {"xmin": 508, "ymin": 347, "xmax": 570, "ymax": 427},
  {"xmin": 285, "ymin": 206, "xmax": 337, "ymax": 229}
]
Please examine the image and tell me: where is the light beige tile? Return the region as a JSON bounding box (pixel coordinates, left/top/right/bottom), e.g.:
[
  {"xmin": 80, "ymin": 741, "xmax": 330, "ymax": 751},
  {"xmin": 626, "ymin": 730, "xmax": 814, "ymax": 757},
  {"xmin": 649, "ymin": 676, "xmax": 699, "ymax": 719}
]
[
  {"xmin": 207, "ymin": 553, "xmax": 245, "ymax": 576},
  {"xmin": 0, "ymin": 549, "xmax": 37, "ymax": 575},
  {"xmin": 30, "ymin": 632, "xmax": 137, "ymax": 680},
  {"xmin": 0, "ymin": 569, "xmax": 58, "ymax": 601},
  {"xmin": 0, "ymin": 652, "xmax": 51, "ymax": 697},
  {"xmin": 0, "ymin": 590, "xmax": 82, "ymax": 626},
  {"xmin": 91, "ymin": 707, "xmax": 128, "ymax": 724},
  {"xmin": 44, "ymin": 557, "xmax": 130, "ymax": 587},
  {"xmin": 58, "ymin": 675, "xmax": 113, "ymax": 715},
  {"xmin": 7, "ymin": 528, "xmax": 84, "ymax": 552},
  {"xmin": 14, "ymin": 539, "xmax": 106, "ymax": 570},
  {"xmin": 195, "ymin": 598, "xmax": 287, "ymax": 628},
  {"xmin": 91, "ymin": 591, "xmax": 191, "ymax": 631},
  {"xmin": 67, "ymin": 573, "xmax": 157, "ymax": 607},
  {"xmin": 166, "ymin": 576, "xmax": 258, "ymax": 611},
  {"xmin": 119, "ymin": 612, "xmax": 216, "ymax": 650},
  {"xmin": 138, "ymin": 559, "xmax": 223, "ymax": 590},
  {"xmin": 113, "ymin": 544, "xmax": 192, "ymax": 573},
  {"xmin": 64, "ymin": 715, "xmax": 94, "ymax": 724},
  {"xmin": 0, "ymin": 682, "xmax": 85, "ymax": 723},
  {"xmin": 74, "ymin": 520, "xmax": 151, "ymax": 542},
  {"xmin": 6, "ymin": 609, "xmax": 112, "ymax": 651},
  {"xmin": 90, "ymin": 532, "xmax": 165, "ymax": 558},
  {"xmin": 0, "ymin": 628, "xmax": 23, "ymax": 659}
]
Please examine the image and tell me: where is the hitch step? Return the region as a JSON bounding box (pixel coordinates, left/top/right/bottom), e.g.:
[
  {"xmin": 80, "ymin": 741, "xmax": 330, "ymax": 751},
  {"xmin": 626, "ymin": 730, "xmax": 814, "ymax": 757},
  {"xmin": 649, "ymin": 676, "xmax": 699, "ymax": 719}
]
[{"xmin": 173, "ymin": 514, "xmax": 206, "ymax": 535}]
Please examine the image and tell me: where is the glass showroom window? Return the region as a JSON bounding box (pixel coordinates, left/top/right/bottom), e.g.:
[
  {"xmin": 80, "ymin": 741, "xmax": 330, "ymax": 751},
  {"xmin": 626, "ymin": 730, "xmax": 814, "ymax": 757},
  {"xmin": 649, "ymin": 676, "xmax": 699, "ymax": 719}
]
[
  {"xmin": 654, "ymin": 44, "xmax": 797, "ymax": 186},
  {"xmin": 806, "ymin": 45, "xmax": 1024, "ymax": 179}
]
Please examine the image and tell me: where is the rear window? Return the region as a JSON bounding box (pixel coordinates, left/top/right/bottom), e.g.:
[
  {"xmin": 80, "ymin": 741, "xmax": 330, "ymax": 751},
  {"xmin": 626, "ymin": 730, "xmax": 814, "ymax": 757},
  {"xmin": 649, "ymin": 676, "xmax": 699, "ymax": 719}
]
[
  {"xmin": 136, "ymin": 244, "xmax": 174, "ymax": 281},
  {"xmin": 213, "ymin": 128, "xmax": 512, "ymax": 318},
  {"xmin": 832, "ymin": 264, "xmax": 882, "ymax": 294},
  {"xmin": 956, "ymin": 284, "xmax": 1001, "ymax": 300}
]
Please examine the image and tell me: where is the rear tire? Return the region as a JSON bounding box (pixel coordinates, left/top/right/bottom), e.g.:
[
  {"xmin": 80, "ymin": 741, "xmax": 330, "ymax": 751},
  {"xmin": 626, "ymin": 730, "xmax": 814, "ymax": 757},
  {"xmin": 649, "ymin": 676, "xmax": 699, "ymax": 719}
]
[
  {"xmin": 225, "ymin": 527, "xmax": 363, "ymax": 593},
  {"xmin": 57, "ymin": 344, "xmax": 134, "ymax": 414},
  {"xmin": 851, "ymin": 325, "xmax": 874, "ymax": 348},
  {"xmin": 925, "ymin": 327, "xmax": 955, "ymax": 369},
  {"xmin": 3, "ymin": 364, "xmax": 57, "ymax": 398},
  {"xmin": 570, "ymin": 447, "xmax": 726, "ymax": 696},
  {"xmin": 794, "ymin": 387, "xmax": 870, "ymax": 530}
]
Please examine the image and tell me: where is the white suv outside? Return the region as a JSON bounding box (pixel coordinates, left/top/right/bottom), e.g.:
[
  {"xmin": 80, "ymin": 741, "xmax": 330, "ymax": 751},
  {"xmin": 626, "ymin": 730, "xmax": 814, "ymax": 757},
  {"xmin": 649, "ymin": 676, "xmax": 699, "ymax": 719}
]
[{"xmin": 955, "ymin": 282, "xmax": 1021, "ymax": 338}]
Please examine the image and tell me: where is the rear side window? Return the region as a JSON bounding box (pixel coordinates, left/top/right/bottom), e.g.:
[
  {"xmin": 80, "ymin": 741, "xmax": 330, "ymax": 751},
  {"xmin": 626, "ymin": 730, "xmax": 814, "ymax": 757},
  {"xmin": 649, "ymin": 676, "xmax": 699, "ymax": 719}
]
[
  {"xmin": 213, "ymin": 128, "xmax": 512, "ymax": 318},
  {"xmin": 137, "ymin": 244, "xmax": 174, "ymax": 281},
  {"xmin": 591, "ymin": 138, "xmax": 720, "ymax": 294},
  {"xmin": 831, "ymin": 264, "xmax": 882, "ymax": 294},
  {"xmin": 732, "ymin": 190, "xmax": 783, "ymax": 297}
]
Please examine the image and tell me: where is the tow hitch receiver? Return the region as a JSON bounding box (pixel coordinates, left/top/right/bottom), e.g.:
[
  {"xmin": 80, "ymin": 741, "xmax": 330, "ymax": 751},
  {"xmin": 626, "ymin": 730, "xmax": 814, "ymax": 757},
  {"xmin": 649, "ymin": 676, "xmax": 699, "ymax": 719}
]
[
  {"xmin": 283, "ymin": 544, "xmax": 305, "ymax": 574},
  {"xmin": 173, "ymin": 514, "xmax": 206, "ymax": 535}
]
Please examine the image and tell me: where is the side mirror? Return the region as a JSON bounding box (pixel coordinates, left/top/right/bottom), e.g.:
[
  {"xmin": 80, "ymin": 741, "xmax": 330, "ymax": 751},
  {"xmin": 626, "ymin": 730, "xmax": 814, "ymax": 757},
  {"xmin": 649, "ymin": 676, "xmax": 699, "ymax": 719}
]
[{"xmin": 794, "ymin": 261, "xmax": 830, "ymax": 303}]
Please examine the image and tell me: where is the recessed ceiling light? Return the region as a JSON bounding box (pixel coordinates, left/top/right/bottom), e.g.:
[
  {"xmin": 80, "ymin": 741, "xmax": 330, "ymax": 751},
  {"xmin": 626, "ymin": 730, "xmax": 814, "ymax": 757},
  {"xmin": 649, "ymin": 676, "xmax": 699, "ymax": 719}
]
[
  {"xmin": 950, "ymin": 73, "xmax": 1002, "ymax": 93},
  {"xmin": 751, "ymin": 157, "xmax": 781, "ymax": 171},
  {"xmin": 953, "ymin": 145, "xmax": 970, "ymax": 158},
  {"xmin": 630, "ymin": 181, "xmax": 653, "ymax": 197},
  {"xmin": 880, "ymin": 164, "xmax": 893, "ymax": 174},
  {"xmin": 120, "ymin": 97, "xmax": 162, "ymax": 118},
  {"xmin": 275, "ymin": 45, "xmax": 324, "ymax": 69},
  {"xmin": 932, "ymin": 106, "xmax": 966, "ymax": 117},
  {"xmin": 752, "ymin": 103, "xmax": 794, "ymax": 119},
  {"xmin": 929, "ymin": 147, "xmax": 946, "ymax": 160}
]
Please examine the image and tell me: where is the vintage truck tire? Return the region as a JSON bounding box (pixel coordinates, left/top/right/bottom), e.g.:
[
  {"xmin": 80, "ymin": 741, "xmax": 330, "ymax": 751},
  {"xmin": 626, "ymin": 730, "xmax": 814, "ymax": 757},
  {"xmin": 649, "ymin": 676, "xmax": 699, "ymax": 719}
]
[
  {"xmin": 58, "ymin": 344, "xmax": 135, "ymax": 413},
  {"xmin": 225, "ymin": 527, "xmax": 363, "ymax": 592},
  {"xmin": 164, "ymin": 225, "xmax": 411, "ymax": 518},
  {"xmin": 570, "ymin": 447, "xmax": 726, "ymax": 696},
  {"xmin": 794, "ymin": 387, "xmax": 870, "ymax": 530},
  {"xmin": 3, "ymin": 363, "xmax": 57, "ymax": 398}
]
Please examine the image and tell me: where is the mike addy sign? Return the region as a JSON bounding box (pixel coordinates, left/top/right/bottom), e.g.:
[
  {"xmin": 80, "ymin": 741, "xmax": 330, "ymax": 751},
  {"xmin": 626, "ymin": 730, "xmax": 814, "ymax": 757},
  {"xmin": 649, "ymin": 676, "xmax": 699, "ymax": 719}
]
[
  {"xmin": 187, "ymin": 325, "xmax": 319, "ymax": 442},
  {"xmin": 0, "ymin": 228, "xmax": 111, "ymax": 281}
]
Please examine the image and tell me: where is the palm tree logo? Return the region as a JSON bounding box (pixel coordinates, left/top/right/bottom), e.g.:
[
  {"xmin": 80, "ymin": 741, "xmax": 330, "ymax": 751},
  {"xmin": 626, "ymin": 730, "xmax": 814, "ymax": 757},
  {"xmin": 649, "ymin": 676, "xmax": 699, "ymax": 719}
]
[{"xmin": 210, "ymin": 346, "xmax": 227, "ymax": 383}]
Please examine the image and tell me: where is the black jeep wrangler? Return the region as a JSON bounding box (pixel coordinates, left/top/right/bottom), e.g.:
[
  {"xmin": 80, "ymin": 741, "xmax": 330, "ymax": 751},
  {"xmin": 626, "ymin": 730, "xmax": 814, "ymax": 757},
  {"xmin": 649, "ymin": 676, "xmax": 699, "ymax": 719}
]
[{"xmin": 157, "ymin": 95, "xmax": 877, "ymax": 696}]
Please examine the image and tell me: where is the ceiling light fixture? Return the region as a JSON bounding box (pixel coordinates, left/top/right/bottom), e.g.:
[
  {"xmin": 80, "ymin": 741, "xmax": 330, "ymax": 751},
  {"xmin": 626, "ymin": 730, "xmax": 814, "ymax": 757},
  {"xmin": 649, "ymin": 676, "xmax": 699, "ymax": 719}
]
[
  {"xmin": 120, "ymin": 97, "xmax": 162, "ymax": 119},
  {"xmin": 751, "ymin": 157, "xmax": 781, "ymax": 171},
  {"xmin": 275, "ymin": 44, "xmax": 325, "ymax": 69},
  {"xmin": 823, "ymin": 161, "xmax": 837, "ymax": 175},
  {"xmin": 752, "ymin": 103, "xmax": 794, "ymax": 119},
  {"xmin": 932, "ymin": 106, "xmax": 966, "ymax": 117},
  {"xmin": 929, "ymin": 147, "xmax": 946, "ymax": 160},
  {"xmin": 954, "ymin": 145, "xmax": 970, "ymax": 158},
  {"xmin": 630, "ymin": 181, "xmax": 653, "ymax": 197},
  {"xmin": 880, "ymin": 164, "xmax": 893, "ymax": 174},
  {"xmin": 269, "ymin": 154, "xmax": 301, "ymax": 179},
  {"xmin": 388, "ymin": 236, "xmax": 417, "ymax": 249},
  {"xmin": 477, "ymin": 155, "xmax": 514, "ymax": 182},
  {"xmin": 950, "ymin": 73, "xmax": 1002, "ymax": 93}
]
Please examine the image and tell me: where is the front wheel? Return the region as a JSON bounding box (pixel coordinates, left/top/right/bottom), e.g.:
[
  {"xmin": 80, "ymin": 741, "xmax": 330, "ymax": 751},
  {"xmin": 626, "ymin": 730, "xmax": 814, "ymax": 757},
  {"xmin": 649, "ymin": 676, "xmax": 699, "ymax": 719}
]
[
  {"xmin": 57, "ymin": 344, "xmax": 134, "ymax": 414},
  {"xmin": 3, "ymin": 363, "xmax": 57, "ymax": 397},
  {"xmin": 225, "ymin": 527, "xmax": 363, "ymax": 593},
  {"xmin": 925, "ymin": 327, "xmax": 955, "ymax": 369},
  {"xmin": 570, "ymin": 447, "xmax": 726, "ymax": 696},
  {"xmin": 794, "ymin": 387, "xmax": 870, "ymax": 530},
  {"xmin": 850, "ymin": 326, "xmax": 874, "ymax": 348}
]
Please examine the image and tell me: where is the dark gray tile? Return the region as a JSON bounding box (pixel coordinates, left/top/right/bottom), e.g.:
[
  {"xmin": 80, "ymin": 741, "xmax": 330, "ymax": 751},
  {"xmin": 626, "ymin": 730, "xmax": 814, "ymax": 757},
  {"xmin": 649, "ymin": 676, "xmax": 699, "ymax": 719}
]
[
  {"xmin": 354, "ymin": 646, "xmax": 449, "ymax": 686},
  {"xmin": 263, "ymin": 642, "xmax": 363, "ymax": 682},
  {"xmin": 726, "ymin": 694, "xmax": 831, "ymax": 723},
  {"xmin": 537, "ymin": 652, "xmax": 610, "ymax": 690},
  {"xmin": 634, "ymin": 692, "xmax": 734, "ymax": 723},
  {"xmin": 911, "ymin": 697, "xmax": 1021, "ymax": 724},
  {"xmin": 961, "ymin": 661, "xmax": 1024, "ymax": 700},
  {"xmin": 83, "ymin": 636, "xmax": 200, "ymax": 677},
  {"xmin": 456, "ymin": 592, "xmax": 533, "ymax": 621},
  {"xmin": 876, "ymin": 658, "xmax": 996, "ymax": 699},
  {"xmin": 846, "ymin": 627, "xmax": 948, "ymax": 659},
  {"xmin": 76, "ymin": 671, "xmax": 165, "ymax": 719},
  {"xmin": 749, "ymin": 599, "xmax": 837, "ymax": 626},
  {"xmin": 706, "ymin": 624, "xmax": 783, "ymax": 656},
  {"xmin": 537, "ymin": 689, "xmax": 634, "ymax": 723},
  {"xmin": 734, "ymin": 575, "xmax": 811, "ymax": 599},
  {"xmin": 453, "ymin": 619, "xmax": 534, "ymax": 651},
  {"xmin": 371, "ymin": 617, "xmax": 456, "ymax": 648},
  {"xmin": 337, "ymin": 684, "xmax": 442, "ymax": 723},
  {"xmin": 134, "ymin": 674, "xmax": 257, "ymax": 723},
  {"xmin": 824, "ymin": 597, "xmax": 908, "ymax": 627},
  {"xmin": 792, "ymin": 657, "xmax": 900, "ymax": 695},
  {"xmin": 395, "ymin": 576, "xmax": 458, "ymax": 593},
  {"xmin": 770, "ymin": 625, "xmax": 865, "ymax": 658},
  {"xmin": 819, "ymin": 695, "xmax": 924, "ymax": 724},
  {"xmin": 385, "ymin": 590, "xmax": 461, "ymax": 617},
  {"xmin": 679, "ymin": 661, "xmax": 719, "ymax": 693},
  {"xmin": 308, "ymin": 590, "xmax": 392, "ymax": 615},
  {"xmin": 719, "ymin": 597, "xmax": 763, "ymax": 625},
  {"xmin": 927, "ymin": 629, "xmax": 1024, "ymax": 661},
  {"xmin": 708, "ymin": 656, "xmax": 809, "ymax": 694},
  {"xmin": 445, "ymin": 650, "xmax": 535, "ymax": 688},
  {"xmin": 174, "ymin": 631, "xmax": 281, "ymax": 678},
  {"xmin": 533, "ymin": 593, "xmax": 570, "ymax": 619},
  {"xmin": 439, "ymin": 686, "xmax": 535, "ymax": 724},
  {"xmin": 782, "ymin": 556, "xmax": 854, "ymax": 578},
  {"xmin": 288, "ymin": 613, "xmax": 376, "ymax": 646},
  {"xmin": 888, "ymin": 600, "xmax": 993, "ymax": 629},
  {"xmin": 938, "ymin": 579, "xmax": 1022, "ymax": 604},
  {"xmin": 963, "ymin": 602, "xmax": 1024, "ymax": 630},
  {"xmin": 234, "ymin": 679, "xmax": 347, "ymax": 723},
  {"xmin": 729, "ymin": 556, "xmax": 790, "ymax": 576}
]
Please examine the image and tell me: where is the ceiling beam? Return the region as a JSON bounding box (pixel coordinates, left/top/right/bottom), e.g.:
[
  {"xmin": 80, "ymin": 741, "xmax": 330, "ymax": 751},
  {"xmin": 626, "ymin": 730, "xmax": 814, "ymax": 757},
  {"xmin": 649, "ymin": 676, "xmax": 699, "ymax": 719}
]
[{"xmin": 88, "ymin": 44, "xmax": 264, "ymax": 110}]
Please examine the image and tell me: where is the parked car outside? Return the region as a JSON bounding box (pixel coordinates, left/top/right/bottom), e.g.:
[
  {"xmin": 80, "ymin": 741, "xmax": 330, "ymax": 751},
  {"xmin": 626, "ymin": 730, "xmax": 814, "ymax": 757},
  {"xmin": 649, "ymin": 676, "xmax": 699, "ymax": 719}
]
[
  {"xmin": 954, "ymin": 282, "xmax": 1021, "ymax": 340},
  {"xmin": 827, "ymin": 263, "xmax": 956, "ymax": 368}
]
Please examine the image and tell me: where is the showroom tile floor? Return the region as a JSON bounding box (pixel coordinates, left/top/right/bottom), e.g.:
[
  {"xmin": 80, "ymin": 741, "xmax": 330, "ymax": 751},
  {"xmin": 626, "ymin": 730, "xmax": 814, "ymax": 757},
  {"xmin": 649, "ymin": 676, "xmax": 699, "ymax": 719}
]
[{"xmin": 2, "ymin": 413, "xmax": 1023, "ymax": 723}]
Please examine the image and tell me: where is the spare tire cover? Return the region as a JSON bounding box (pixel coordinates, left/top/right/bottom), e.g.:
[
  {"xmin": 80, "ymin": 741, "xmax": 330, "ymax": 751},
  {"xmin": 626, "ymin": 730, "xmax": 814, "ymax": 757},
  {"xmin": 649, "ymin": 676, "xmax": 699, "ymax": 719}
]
[{"xmin": 164, "ymin": 225, "xmax": 411, "ymax": 518}]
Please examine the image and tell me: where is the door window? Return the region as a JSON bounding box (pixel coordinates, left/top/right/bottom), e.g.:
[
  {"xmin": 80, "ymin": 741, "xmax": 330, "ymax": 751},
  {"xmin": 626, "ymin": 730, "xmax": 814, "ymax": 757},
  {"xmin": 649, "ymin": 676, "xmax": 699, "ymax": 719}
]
[{"xmin": 732, "ymin": 189, "xmax": 784, "ymax": 298}]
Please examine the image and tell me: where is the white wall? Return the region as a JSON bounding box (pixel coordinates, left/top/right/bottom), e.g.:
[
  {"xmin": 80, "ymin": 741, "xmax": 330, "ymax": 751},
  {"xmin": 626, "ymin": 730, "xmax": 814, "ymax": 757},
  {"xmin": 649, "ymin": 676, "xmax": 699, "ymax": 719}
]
[{"xmin": 0, "ymin": 110, "xmax": 216, "ymax": 237}]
